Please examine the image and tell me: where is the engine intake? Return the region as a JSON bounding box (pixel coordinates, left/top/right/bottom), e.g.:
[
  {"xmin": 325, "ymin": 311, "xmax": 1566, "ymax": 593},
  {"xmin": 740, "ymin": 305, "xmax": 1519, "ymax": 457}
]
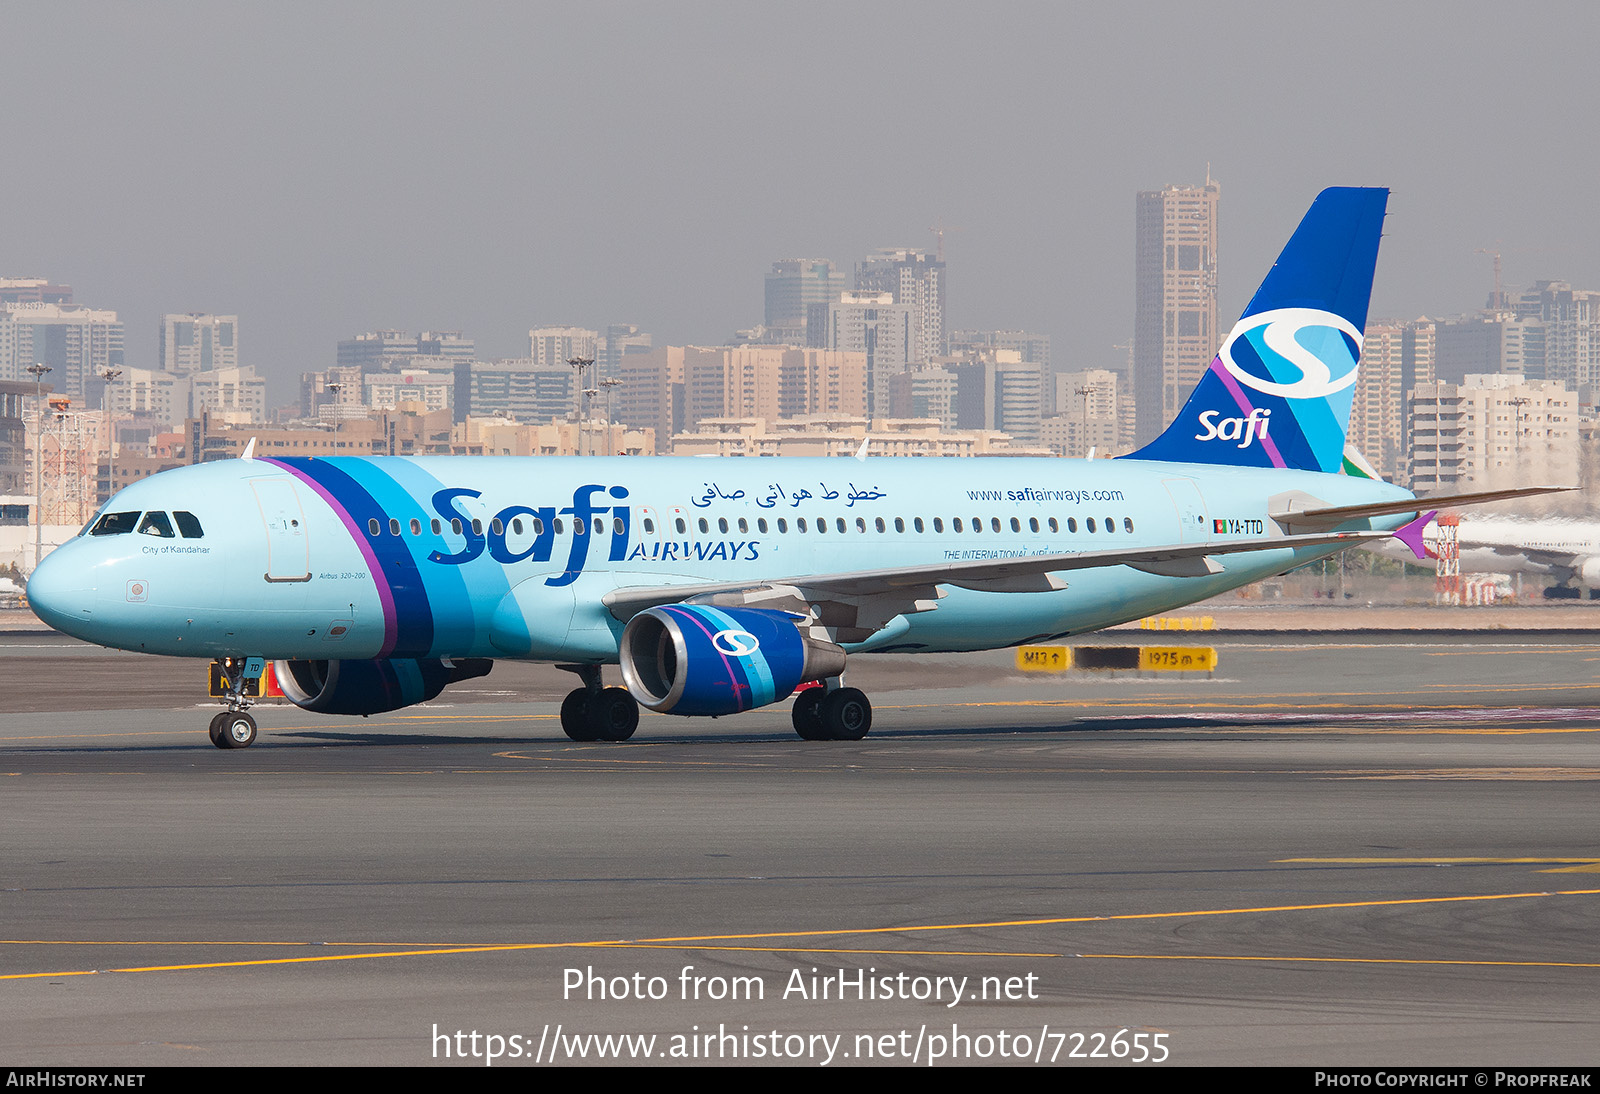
[
  {"xmin": 620, "ymin": 604, "xmax": 846, "ymax": 716},
  {"xmin": 274, "ymin": 657, "xmax": 493, "ymax": 716}
]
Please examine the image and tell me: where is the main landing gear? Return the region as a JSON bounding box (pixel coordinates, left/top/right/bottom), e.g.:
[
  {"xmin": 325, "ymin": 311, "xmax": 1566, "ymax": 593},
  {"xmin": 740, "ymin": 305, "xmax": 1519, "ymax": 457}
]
[
  {"xmin": 557, "ymin": 664, "xmax": 640, "ymax": 742},
  {"xmin": 209, "ymin": 656, "xmax": 262, "ymax": 749},
  {"xmin": 791, "ymin": 681, "xmax": 872, "ymax": 741}
]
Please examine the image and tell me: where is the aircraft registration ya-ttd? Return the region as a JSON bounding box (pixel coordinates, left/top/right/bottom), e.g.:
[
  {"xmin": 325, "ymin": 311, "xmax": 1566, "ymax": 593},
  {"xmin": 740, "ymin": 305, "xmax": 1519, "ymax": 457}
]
[{"xmin": 27, "ymin": 187, "xmax": 1551, "ymax": 749}]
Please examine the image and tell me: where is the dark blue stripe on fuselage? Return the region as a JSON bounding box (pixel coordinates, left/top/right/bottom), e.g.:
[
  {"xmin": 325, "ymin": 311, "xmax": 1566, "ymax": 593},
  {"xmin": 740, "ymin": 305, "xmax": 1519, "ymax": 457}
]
[{"xmin": 275, "ymin": 457, "xmax": 436, "ymax": 658}]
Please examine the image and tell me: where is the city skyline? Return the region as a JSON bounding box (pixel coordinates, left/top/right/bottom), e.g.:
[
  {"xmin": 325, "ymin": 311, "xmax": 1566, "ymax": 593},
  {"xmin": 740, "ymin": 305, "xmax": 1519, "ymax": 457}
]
[{"xmin": 6, "ymin": 4, "xmax": 1600, "ymax": 406}]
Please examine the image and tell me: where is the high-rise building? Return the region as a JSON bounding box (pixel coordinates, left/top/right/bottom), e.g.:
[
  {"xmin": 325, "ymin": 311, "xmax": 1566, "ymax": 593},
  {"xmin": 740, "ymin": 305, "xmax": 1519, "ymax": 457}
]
[
  {"xmin": 599, "ymin": 324, "xmax": 652, "ymax": 381},
  {"xmin": 452, "ymin": 359, "xmax": 580, "ymax": 424},
  {"xmin": 0, "ymin": 380, "xmax": 34, "ymax": 497},
  {"xmin": 1434, "ymin": 313, "xmax": 1546, "ymax": 384},
  {"xmin": 1351, "ymin": 321, "xmax": 1408, "ymax": 480},
  {"xmin": 1134, "ymin": 180, "xmax": 1220, "ymax": 445},
  {"xmin": 191, "ymin": 366, "xmax": 267, "ymax": 421},
  {"xmin": 855, "ymin": 249, "xmax": 945, "ymax": 362},
  {"xmin": 0, "ymin": 279, "xmax": 72, "ymax": 306},
  {"xmin": 362, "ymin": 370, "xmax": 454, "ymax": 414},
  {"xmin": 951, "ymin": 351, "xmax": 1047, "ymax": 445},
  {"xmin": 1409, "ymin": 374, "xmax": 1578, "ymax": 492},
  {"xmin": 160, "ymin": 314, "xmax": 238, "ymax": 375},
  {"xmin": 809, "ymin": 292, "xmax": 919, "ymax": 415},
  {"xmin": 529, "ymin": 326, "xmax": 598, "ymax": 369},
  {"xmin": 764, "ymin": 260, "xmax": 846, "ymax": 345},
  {"xmin": 1043, "ymin": 368, "xmax": 1125, "ymax": 457},
  {"xmin": 337, "ymin": 330, "xmax": 475, "ymax": 371},
  {"xmin": 1512, "ymin": 281, "xmax": 1600, "ymax": 393},
  {"xmin": 683, "ymin": 346, "xmax": 867, "ymax": 432},
  {"xmin": 948, "ymin": 329, "xmax": 1050, "ymax": 370},
  {"xmin": 888, "ymin": 365, "xmax": 958, "ymax": 424},
  {"xmin": 0, "ymin": 303, "xmax": 124, "ymax": 397},
  {"xmin": 614, "ymin": 346, "xmax": 686, "ymax": 453}
]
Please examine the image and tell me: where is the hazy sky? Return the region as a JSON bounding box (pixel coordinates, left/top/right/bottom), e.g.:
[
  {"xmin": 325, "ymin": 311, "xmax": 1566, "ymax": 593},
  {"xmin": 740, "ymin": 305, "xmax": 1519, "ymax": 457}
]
[{"xmin": 5, "ymin": 2, "xmax": 1597, "ymax": 404}]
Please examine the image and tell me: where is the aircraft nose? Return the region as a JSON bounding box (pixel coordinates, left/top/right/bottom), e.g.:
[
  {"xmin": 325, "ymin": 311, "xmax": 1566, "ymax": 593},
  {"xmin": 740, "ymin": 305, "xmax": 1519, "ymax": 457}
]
[{"xmin": 26, "ymin": 547, "xmax": 96, "ymax": 636}]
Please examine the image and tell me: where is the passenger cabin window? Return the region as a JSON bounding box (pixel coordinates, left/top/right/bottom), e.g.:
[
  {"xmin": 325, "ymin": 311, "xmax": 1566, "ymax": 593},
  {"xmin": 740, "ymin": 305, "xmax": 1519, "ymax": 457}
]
[
  {"xmin": 368, "ymin": 518, "xmax": 381, "ymax": 536},
  {"xmin": 90, "ymin": 511, "xmax": 140, "ymax": 536},
  {"xmin": 173, "ymin": 511, "xmax": 205, "ymax": 538}
]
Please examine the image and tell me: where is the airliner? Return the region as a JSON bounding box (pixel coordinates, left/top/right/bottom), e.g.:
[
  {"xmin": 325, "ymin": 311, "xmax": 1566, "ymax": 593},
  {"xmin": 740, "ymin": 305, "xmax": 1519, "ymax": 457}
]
[
  {"xmin": 26, "ymin": 187, "xmax": 1552, "ymax": 748},
  {"xmin": 1369, "ymin": 515, "xmax": 1600, "ymax": 597}
]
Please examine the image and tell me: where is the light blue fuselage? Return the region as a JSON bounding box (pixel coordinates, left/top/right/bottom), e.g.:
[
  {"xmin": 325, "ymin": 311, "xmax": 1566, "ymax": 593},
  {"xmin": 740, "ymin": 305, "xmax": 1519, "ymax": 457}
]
[{"xmin": 30, "ymin": 454, "xmax": 1411, "ymax": 663}]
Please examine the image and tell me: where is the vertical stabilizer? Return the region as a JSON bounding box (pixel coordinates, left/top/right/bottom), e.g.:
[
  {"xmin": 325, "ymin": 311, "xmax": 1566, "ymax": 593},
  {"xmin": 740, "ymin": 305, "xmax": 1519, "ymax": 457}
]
[{"xmin": 1122, "ymin": 187, "xmax": 1389, "ymax": 473}]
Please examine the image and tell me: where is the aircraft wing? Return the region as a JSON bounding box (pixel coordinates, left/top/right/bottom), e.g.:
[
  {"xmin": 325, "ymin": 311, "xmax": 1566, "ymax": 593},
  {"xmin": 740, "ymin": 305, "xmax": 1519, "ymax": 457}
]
[
  {"xmin": 1478, "ymin": 542, "xmax": 1584, "ymax": 569},
  {"xmin": 602, "ymin": 530, "xmax": 1381, "ymax": 639},
  {"xmin": 1270, "ymin": 486, "xmax": 1570, "ymax": 533}
]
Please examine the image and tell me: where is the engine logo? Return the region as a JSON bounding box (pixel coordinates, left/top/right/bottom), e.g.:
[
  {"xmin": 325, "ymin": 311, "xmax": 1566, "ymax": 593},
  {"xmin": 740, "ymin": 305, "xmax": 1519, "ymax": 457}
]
[{"xmin": 712, "ymin": 629, "xmax": 761, "ymax": 657}]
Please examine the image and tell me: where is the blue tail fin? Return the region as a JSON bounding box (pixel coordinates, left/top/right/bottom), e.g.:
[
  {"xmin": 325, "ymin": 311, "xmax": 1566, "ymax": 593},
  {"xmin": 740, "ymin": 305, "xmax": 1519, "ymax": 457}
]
[{"xmin": 1122, "ymin": 186, "xmax": 1389, "ymax": 472}]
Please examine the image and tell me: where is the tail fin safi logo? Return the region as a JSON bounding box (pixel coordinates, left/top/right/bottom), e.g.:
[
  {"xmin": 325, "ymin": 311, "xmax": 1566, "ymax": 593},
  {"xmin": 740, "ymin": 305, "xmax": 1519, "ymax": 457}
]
[{"xmin": 1123, "ymin": 187, "xmax": 1389, "ymax": 474}]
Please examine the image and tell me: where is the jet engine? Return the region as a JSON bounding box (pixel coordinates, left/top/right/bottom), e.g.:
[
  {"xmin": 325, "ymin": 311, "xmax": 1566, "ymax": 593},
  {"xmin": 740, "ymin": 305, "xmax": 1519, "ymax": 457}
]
[
  {"xmin": 1579, "ymin": 558, "xmax": 1600, "ymax": 589},
  {"xmin": 619, "ymin": 604, "xmax": 846, "ymax": 717},
  {"xmin": 274, "ymin": 657, "xmax": 493, "ymax": 716}
]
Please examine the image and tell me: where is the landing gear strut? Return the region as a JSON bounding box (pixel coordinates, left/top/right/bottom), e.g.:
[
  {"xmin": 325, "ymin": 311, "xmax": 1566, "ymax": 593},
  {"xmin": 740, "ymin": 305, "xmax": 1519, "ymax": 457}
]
[
  {"xmin": 557, "ymin": 664, "xmax": 639, "ymax": 742},
  {"xmin": 210, "ymin": 657, "xmax": 261, "ymax": 749},
  {"xmin": 792, "ymin": 681, "xmax": 871, "ymax": 741}
]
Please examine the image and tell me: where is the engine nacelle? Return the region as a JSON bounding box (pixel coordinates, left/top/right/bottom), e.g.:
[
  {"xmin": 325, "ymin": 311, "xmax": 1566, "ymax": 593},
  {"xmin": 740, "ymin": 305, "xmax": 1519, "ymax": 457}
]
[
  {"xmin": 274, "ymin": 657, "xmax": 493, "ymax": 716},
  {"xmin": 619, "ymin": 604, "xmax": 846, "ymax": 716},
  {"xmin": 1579, "ymin": 557, "xmax": 1600, "ymax": 589}
]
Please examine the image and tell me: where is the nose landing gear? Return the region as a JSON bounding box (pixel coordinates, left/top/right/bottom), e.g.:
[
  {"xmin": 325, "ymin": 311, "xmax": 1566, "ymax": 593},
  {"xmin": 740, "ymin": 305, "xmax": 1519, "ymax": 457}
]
[{"xmin": 209, "ymin": 656, "xmax": 264, "ymax": 749}]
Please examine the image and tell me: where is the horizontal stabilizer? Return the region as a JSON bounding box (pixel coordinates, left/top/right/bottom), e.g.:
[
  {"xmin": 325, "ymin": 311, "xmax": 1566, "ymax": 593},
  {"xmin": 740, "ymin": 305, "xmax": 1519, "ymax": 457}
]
[{"xmin": 1272, "ymin": 486, "xmax": 1571, "ymax": 532}]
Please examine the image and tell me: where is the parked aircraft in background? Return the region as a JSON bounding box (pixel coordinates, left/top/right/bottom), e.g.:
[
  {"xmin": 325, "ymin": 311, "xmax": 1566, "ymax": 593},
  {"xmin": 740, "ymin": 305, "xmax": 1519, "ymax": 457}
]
[
  {"xmin": 1369, "ymin": 514, "xmax": 1600, "ymax": 597},
  {"xmin": 26, "ymin": 187, "xmax": 1554, "ymax": 749}
]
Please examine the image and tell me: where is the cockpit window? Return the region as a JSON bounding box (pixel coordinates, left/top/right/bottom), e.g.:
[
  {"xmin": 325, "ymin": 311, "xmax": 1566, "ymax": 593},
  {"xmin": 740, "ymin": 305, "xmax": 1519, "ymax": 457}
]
[
  {"xmin": 137, "ymin": 512, "xmax": 176, "ymax": 538},
  {"xmin": 90, "ymin": 511, "xmax": 140, "ymax": 536},
  {"xmin": 174, "ymin": 511, "xmax": 205, "ymax": 539}
]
